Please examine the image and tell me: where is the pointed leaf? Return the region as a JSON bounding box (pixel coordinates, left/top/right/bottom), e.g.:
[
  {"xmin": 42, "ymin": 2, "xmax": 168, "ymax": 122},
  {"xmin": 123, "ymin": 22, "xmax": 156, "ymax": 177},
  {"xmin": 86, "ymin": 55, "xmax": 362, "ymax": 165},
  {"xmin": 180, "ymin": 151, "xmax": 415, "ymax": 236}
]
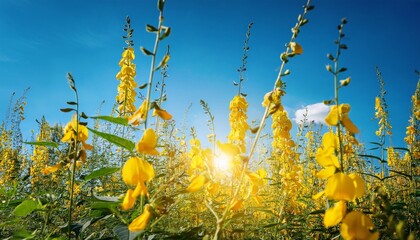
[
  {"xmin": 13, "ymin": 200, "xmax": 41, "ymax": 217},
  {"xmin": 84, "ymin": 167, "xmax": 120, "ymax": 181},
  {"xmin": 146, "ymin": 24, "xmax": 158, "ymax": 32},
  {"xmin": 60, "ymin": 108, "xmax": 75, "ymax": 113},
  {"xmin": 24, "ymin": 141, "xmax": 59, "ymax": 148},
  {"xmin": 140, "ymin": 47, "xmax": 154, "ymax": 56},
  {"xmin": 89, "ymin": 115, "xmax": 129, "ymax": 126},
  {"xmin": 88, "ymin": 127, "xmax": 134, "ymax": 152}
]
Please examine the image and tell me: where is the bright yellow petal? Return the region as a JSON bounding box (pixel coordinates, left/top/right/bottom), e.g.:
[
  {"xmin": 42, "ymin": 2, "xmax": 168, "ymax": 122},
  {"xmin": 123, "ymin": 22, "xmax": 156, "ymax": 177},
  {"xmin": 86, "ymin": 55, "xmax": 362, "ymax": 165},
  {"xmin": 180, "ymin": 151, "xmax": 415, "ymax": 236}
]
[
  {"xmin": 186, "ymin": 174, "xmax": 207, "ymax": 193},
  {"xmin": 325, "ymin": 173, "xmax": 356, "ymax": 201},
  {"xmin": 122, "ymin": 157, "xmax": 155, "ymax": 186},
  {"xmin": 340, "ymin": 211, "xmax": 379, "ymax": 240},
  {"xmin": 136, "ymin": 128, "xmax": 159, "ymax": 155},
  {"xmin": 349, "ymin": 173, "xmax": 365, "ymax": 199},
  {"xmin": 128, "ymin": 205, "xmax": 152, "ymax": 232},
  {"xmin": 341, "ymin": 114, "xmax": 359, "ymax": 134},
  {"xmin": 43, "ymin": 163, "xmax": 62, "ymax": 175},
  {"xmin": 290, "ymin": 42, "xmax": 303, "ymax": 54},
  {"xmin": 324, "ymin": 200, "xmax": 347, "ymax": 227},
  {"xmin": 316, "ymin": 166, "xmax": 336, "ymax": 179},
  {"xmin": 325, "ymin": 105, "xmax": 339, "ymax": 126},
  {"xmin": 322, "ymin": 132, "xmax": 339, "ymax": 149},
  {"xmin": 230, "ymin": 199, "xmax": 244, "ymax": 211},
  {"xmin": 153, "ymin": 109, "xmax": 173, "ymax": 120},
  {"xmin": 121, "ymin": 189, "xmax": 137, "ymax": 210},
  {"xmin": 312, "ymin": 190, "xmax": 325, "ymax": 200}
]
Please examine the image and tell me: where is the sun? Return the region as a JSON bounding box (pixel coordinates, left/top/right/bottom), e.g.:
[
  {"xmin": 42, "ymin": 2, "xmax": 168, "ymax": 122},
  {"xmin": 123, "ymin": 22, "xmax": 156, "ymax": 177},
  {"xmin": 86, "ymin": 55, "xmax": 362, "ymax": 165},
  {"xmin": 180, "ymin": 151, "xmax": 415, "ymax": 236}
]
[{"xmin": 213, "ymin": 153, "xmax": 231, "ymax": 172}]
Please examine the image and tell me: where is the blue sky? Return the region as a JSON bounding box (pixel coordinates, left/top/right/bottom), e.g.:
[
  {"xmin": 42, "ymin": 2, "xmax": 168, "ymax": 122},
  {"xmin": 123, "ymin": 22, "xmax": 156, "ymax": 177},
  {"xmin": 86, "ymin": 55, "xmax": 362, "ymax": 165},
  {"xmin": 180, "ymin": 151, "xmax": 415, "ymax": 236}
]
[{"xmin": 0, "ymin": 0, "xmax": 419, "ymax": 150}]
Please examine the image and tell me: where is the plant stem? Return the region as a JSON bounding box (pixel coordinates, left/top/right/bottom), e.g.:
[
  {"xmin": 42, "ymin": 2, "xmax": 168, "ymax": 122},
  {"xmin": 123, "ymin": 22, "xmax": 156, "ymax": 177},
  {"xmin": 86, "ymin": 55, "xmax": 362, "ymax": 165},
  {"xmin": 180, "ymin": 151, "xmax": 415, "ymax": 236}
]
[
  {"xmin": 68, "ymin": 90, "xmax": 79, "ymax": 239},
  {"xmin": 144, "ymin": 10, "xmax": 164, "ymax": 129}
]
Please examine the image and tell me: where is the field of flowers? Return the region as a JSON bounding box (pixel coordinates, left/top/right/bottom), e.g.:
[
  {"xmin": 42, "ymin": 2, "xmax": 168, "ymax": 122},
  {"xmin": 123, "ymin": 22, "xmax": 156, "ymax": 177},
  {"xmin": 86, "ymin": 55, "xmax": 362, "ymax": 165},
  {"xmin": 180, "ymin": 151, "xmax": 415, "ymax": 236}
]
[{"xmin": 0, "ymin": 0, "xmax": 419, "ymax": 239}]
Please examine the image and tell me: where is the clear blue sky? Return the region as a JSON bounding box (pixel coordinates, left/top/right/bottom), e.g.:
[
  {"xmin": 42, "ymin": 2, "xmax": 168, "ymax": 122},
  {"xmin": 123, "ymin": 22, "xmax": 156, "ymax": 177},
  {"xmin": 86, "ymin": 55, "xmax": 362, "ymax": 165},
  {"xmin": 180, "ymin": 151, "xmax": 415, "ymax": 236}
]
[{"xmin": 0, "ymin": 0, "xmax": 419, "ymax": 150}]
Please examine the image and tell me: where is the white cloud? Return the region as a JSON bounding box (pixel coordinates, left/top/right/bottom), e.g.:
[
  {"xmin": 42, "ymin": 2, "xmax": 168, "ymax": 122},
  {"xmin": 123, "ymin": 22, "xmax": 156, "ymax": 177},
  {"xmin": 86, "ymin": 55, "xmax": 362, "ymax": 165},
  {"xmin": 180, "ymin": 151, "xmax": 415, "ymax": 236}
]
[{"xmin": 294, "ymin": 102, "xmax": 329, "ymax": 124}]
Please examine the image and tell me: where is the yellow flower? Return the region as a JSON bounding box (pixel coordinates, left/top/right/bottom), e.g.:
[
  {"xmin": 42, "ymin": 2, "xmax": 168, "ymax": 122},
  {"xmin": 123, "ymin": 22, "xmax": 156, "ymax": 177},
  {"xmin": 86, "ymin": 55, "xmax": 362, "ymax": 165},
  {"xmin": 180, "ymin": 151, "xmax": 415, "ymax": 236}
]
[
  {"xmin": 128, "ymin": 204, "xmax": 153, "ymax": 232},
  {"xmin": 128, "ymin": 100, "xmax": 148, "ymax": 126},
  {"xmin": 186, "ymin": 174, "xmax": 207, "ymax": 193},
  {"xmin": 136, "ymin": 128, "xmax": 159, "ymax": 155},
  {"xmin": 121, "ymin": 157, "xmax": 155, "ymax": 210},
  {"xmin": 290, "ymin": 42, "xmax": 303, "ymax": 54},
  {"xmin": 61, "ymin": 114, "xmax": 89, "ymax": 143},
  {"xmin": 152, "ymin": 108, "xmax": 173, "ymax": 120},
  {"xmin": 340, "ymin": 211, "xmax": 379, "ymax": 240},
  {"xmin": 116, "ymin": 47, "xmax": 137, "ymax": 116},
  {"xmin": 325, "ymin": 104, "xmax": 359, "ymax": 134},
  {"xmin": 322, "ymin": 132, "xmax": 339, "ymax": 149},
  {"xmin": 43, "ymin": 163, "xmax": 62, "ymax": 175},
  {"xmin": 325, "ymin": 173, "xmax": 355, "ymax": 201},
  {"xmin": 316, "ymin": 147, "xmax": 340, "ymax": 169},
  {"xmin": 324, "ymin": 200, "xmax": 347, "ymax": 227},
  {"xmin": 230, "ymin": 199, "xmax": 244, "ymax": 211}
]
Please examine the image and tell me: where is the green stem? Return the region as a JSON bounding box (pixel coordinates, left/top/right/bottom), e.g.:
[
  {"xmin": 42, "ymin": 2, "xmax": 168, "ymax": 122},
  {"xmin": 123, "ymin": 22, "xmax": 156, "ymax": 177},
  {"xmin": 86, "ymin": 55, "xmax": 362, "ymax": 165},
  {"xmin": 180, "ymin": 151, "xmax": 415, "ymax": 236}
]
[
  {"xmin": 144, "ymin": 10, "xmax": 164, "ymax": 129},
  {"xmin": 68, "ymin": 90, "xmax": 79, "ymax": 239}
]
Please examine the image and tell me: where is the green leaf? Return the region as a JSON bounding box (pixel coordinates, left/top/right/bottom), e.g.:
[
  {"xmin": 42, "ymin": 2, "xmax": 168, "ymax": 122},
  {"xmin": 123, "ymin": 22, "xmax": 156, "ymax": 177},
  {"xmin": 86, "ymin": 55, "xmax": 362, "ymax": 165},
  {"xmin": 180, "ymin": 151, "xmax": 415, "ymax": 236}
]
[
  {"xmin": 67, "ymin": 101, "xmax": 78, "ymax": 105},
  {"xmin": 114, "ymin": 225, "xmax": 142, "ymax": 240},
  {"xmin": 359, "ymin": 154, "xmax": 385, "ymax": 163},
  {"xmin": 13, "ymin": 200, "xmax": 41, "ymax": 217},
  {"xmin": 157, "ymin": 0, "xmax": 165, "ymax": 11},
  {"xmin": 309, "ymin": 209, "xmax": 325, "ymax": 215},
  {"xmin": 23, "ymin": 141, "xmax": 59, "ymax": 148},
  {"xmin": 60, "ymin": 108, "xmax": 75, "ymax": 113},
  {"xmin": 90, "ymin": 115, "xmax": 128, "ymax": 126},
  {"xmin": 146, "ymin": 24, "xmax": 158, "ymax": 32},
  {"xmin": 140, "ymin": 46, "xmax": 154, "ymax": 56},
  {"xmin": 87, "ymin": 127, "xmax": 135, "ymax": 152},
  {"xmin": 84, "ymin": 167, "xmax": 120, "ymax": 181}
]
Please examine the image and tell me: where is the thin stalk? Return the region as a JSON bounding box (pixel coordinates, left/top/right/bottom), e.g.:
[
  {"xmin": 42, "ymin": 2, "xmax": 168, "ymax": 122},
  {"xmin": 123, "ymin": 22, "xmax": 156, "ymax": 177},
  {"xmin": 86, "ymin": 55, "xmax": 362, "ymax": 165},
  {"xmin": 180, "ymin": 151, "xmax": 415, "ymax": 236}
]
[
  {"xmin": 144, "ymin": 10, "xmax": 164, "ymax": 129},
  {"xmin": 68, "ymin": 90, "xmax": 79, "ymax": 239}
]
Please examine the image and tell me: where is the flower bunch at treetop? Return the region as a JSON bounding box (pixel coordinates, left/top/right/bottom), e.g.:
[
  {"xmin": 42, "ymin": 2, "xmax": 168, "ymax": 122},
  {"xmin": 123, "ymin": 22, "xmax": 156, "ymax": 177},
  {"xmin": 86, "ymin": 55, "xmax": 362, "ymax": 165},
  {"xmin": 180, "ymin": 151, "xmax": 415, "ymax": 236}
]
[
  {"xmin": 44, "ymin": 114, "xmax": 93, "ymax": 174},
  {"xmin": 374, "ymin": 96, "xmax": 392, "ymax": 137},
  {"xmin": 325, "ymin": 103, "xmax": 359, "ymax": 134},
  {"xmin": 227, "ymin": 95, "xmax": 249, "ymax": 153},
  {"xmin": 116, "ymin": 47, "xmax": 137, "ymax": 116}
]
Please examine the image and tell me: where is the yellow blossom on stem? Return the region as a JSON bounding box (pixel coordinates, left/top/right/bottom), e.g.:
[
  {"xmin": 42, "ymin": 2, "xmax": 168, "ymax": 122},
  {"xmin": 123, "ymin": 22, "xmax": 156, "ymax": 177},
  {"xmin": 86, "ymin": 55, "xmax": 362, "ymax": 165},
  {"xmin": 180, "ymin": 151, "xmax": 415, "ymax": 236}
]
[
  {"xmin": 290, "ymin": 42, "xmax": 303, "ymax": 54},
  {"xmin": 121, "ymin": 157, "xmax": 155, "ymax": 210},
  {"xmin": 325, "ymin": 173, "xmax": 355, "ymax": 201},
  {"xmin": 325, "ymin": 104, "xmax": 359, "ymax": 134},
  {"xmin": 128, "ymin": 100, "xmax": 149, "ymax": 126},
  {"xmin": 136, "ymin": 128, "xmax": 159, "ymax": 155},
  {"xmin": 340, "ymin": 211, "xmax": 379, "ymax": 240},
  {"xmin": 227, "ymin": 95, "xmax": 249, "ymax": 153},
  {"xmin": 152, "ymin": 108, "xmax": 173, "ymax": 120},
  {"xmin": 128, "ymin": 204, "xmax": 153, "ymax": 232},
  {"xmin": 324, "ymin": 200, "xmax": 347, "ymax": 227},
  {"xmin": 116, "ymin": 47, "xmax": 137, "ymax": 116},
  {"xmin": 186, "ymin": 174, "xmax": 207, "ymax": 193}
]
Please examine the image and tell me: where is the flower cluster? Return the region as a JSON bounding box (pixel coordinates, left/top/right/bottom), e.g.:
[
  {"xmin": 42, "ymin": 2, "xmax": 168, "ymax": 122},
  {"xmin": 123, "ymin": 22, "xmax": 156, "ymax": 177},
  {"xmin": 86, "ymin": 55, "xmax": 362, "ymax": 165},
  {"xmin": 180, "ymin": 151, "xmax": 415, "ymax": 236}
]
[
  {"xmin": 121, "ymin": 128, "xmax": 159, "ymax": 231},
  {"xmin": 314, "ymin": 131, "xmax": 378, "ymax": 239},
  {"xmin": 374, "ymin": 96, "xmax": 392, "ymax": 137},
  {"xmin": 227, "ymin": 95, "xmax": 249, "ymax": 153},
  {"xmin": 44, "ymin": 114, "xmax": 93, "ymax": 174},
  {"xmin": 116, "ymin": 47, "xmax": 137, "ymax": 116}
]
